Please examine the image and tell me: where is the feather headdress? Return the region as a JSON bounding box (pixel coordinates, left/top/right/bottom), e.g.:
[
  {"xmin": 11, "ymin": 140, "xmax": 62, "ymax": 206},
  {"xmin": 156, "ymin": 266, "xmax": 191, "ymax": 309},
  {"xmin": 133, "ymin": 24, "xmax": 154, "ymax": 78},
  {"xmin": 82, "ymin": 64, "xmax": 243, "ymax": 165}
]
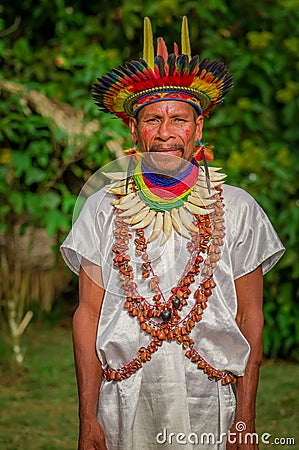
[{"xmin": 92, "ymin": 17, "xmax": 233, "ymax": 125}]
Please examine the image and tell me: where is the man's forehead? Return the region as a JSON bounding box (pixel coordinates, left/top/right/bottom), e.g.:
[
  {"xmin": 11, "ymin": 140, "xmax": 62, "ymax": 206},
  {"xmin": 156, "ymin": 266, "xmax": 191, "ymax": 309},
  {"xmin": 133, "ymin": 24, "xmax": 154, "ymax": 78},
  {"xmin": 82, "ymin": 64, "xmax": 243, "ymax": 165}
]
[{"xmin": 139, "ymin": 100, "xmax": 196, "ymax": 117}]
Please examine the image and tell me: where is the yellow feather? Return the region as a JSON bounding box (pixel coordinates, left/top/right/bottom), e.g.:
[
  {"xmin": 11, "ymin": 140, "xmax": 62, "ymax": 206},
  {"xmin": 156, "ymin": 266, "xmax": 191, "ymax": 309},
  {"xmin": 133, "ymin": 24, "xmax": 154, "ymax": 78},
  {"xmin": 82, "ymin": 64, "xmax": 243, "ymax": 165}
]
[
  {"xmin": 143, "ymin": 17, "xmax": 154, "ymax": 70},
  {"xmin": 181, "ymin": 16, "xmax": 191, "ymax": 61}
]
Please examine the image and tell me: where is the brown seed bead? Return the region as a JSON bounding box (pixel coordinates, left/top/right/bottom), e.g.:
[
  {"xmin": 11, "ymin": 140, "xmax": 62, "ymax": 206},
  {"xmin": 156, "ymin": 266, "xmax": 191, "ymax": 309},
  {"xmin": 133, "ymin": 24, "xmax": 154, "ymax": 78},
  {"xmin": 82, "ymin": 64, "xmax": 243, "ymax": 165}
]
[
  {"xmin": 202, "ymin": 266, "xmax": 208, "ymax": 275},
  {"xmin": 191, "ymin": 354, "xmax": 200, "ymax": 363},
  {"xmin": 196, "ymin": 295, "xmax": 206, "ymax": 305},
  {"xmin": 157, "ymin": 330, "xmax": 166, "ymax": 340},
  {"xmin": 106, "ymin": 371, "xmax": 114, "ymax": 380},
  {"xmin": 154, "ymin": 338, "xmax": 163, "ymax": 347},
  {"xmin": 221, "ymin": 375, "xmax": 231, "ymax": 386},
  {"xmin": 167, "ymin": 330, "xmax": 174, "ymax": 340},
  {"xmin": 176, "ymin": 290, "xmax": 184, "ymax": 299},
  {"xmin": 209, "ymin": 279, "xmax": 216, "ymax": 288},
  {"xmin": 214, "ymin": 222, "xmax": 224, "ymax": 231},
  {"xmin": 206, "ymin": 268, "xmax": 213, "ymax": 277},
  {"xmin": 188, "ymin": 319, "xmax": 195, "ymax": 328},
  {"xmin": 185, "ymin": 349, "xmax": 192, "ymax": 358},
  {"xmin": 197, "ymin": 360, "xmax": 206, "ymax": 369},
  {"xmin": 149, "ymin": 280, "xmax": 158, "ymax": 291},
  {"xmin": 203, "ymin": 280, "xmax": 211, "ymax": 289},
  {"xmin": 114, "ymin": 372, "xmax": 121, "ymax": 381},
  {"xmin": 149, "ymin": 344, "xmax": 157, "ymax": 353},
  {"xmin": 204, "ymin": 288, "xmax": 212, "ymax": 297},
  {"xmin": 173, "ymin": 328, "xmax": 181, "ymax": 338},
  {"xmin": 140, "ymin": 352, "xmax": 147, "ymax": 362},
  {"xmin": 196, "ymin": 306, "xmax": 203, "ymax": 315}
]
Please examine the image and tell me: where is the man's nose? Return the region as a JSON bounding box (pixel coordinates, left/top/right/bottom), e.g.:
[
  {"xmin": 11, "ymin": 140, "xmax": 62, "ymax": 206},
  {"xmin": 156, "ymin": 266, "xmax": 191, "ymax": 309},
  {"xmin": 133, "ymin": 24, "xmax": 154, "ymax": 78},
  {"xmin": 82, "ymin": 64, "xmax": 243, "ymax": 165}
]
[{"xmin": 157, "ymin": 119, "xmax": 173, "ymax": 140}]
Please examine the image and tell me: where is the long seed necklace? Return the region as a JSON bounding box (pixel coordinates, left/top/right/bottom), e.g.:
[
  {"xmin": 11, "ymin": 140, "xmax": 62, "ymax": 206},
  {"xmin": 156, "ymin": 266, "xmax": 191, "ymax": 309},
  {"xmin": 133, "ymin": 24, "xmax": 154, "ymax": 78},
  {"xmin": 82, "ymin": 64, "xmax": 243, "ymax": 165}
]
[{"xmin": 103, "ymin": 184, "xmax": 236, "ymax": 386}]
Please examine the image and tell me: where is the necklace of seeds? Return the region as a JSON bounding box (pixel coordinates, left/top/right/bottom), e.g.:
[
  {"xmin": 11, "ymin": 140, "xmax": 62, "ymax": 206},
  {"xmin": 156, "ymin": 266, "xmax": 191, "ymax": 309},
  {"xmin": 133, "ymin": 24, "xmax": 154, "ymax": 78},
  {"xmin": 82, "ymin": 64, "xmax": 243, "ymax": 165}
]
[{"xmin": 104, "ymin": 186, "xmax": 236, "ymax": 386}]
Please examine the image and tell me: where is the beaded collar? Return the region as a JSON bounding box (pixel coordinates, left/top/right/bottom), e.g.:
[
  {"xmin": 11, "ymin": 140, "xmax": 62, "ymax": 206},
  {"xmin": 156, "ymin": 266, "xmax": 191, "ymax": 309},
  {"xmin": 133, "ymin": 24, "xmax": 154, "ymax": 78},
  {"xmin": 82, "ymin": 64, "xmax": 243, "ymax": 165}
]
[{"xmin": 105, "ymin": 161, "xmax": 226, "ymax": 244}]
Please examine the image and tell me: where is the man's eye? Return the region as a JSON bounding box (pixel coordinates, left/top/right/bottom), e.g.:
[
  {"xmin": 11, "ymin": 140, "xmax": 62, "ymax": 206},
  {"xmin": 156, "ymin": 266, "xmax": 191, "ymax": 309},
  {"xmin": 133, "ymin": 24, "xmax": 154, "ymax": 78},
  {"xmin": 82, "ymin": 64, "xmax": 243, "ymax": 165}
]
[{"xmin": 145, "ymin": 118, "xmax": 159, "ymax": 123}]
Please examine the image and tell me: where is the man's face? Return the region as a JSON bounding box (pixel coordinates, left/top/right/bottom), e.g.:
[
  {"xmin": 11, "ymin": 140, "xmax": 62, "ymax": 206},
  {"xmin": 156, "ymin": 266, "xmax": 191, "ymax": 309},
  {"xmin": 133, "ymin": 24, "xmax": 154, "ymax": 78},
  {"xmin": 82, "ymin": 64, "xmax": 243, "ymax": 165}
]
[{"xmin": 129, "ymin": 100, "xmax": 203, "ymax": 175}]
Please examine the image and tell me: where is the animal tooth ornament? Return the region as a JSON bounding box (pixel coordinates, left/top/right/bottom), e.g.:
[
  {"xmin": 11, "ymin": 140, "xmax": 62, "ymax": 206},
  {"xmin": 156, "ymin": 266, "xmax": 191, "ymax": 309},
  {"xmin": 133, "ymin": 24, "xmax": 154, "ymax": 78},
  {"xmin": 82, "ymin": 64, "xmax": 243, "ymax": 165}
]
[{"xmin": 104, "ymin": 161, "xmax": 227, "ymax": 244}]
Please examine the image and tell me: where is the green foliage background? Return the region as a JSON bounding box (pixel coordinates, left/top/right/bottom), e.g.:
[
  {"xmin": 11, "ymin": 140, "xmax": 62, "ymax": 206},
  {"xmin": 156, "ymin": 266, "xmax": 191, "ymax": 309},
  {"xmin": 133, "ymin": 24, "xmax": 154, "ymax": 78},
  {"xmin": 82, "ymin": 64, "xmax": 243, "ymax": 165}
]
[{"xmin": 1, "ymin": 0, "xmax": 298, "ymax": 359}]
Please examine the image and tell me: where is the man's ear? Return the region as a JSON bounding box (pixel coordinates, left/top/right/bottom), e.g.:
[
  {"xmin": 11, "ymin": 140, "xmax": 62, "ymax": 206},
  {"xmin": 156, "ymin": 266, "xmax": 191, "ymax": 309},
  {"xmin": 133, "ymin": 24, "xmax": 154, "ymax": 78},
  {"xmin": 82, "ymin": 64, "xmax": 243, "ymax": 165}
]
[
  {"xmin": 129, "ymin": 117, "xmax": 138, "ymax": 143},
  {"xmin": 195, "ymin": 115, "xmax": 204, "ymax": 141}
]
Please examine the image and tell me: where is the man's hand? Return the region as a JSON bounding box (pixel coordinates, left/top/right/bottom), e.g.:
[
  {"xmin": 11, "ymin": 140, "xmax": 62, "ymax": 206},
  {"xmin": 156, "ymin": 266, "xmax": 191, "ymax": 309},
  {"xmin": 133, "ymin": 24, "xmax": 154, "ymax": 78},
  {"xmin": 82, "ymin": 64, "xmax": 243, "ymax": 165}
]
[
  {"xmin": 226, "ymin": 418, "xmax": 258, "ymax": 450},
  {"xmin": 78, "ymin": 416, "xmax": 107, "ymax": 450}
]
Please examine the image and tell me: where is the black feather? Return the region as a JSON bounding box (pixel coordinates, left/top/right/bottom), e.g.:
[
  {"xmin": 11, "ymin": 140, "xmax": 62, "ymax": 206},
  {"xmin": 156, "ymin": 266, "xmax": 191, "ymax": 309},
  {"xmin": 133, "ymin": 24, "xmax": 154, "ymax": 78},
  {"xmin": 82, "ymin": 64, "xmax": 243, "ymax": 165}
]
[
  {"xmin": 155, "ymin": 56, "xmax": 165, "ymax": 77},
  {"xmin": 188, "ymin": 55, "xmax": 200, "ymax": 74},
  {"xmin": 167, "ymin": 54, "xmax": 176, "ymax": 76}
]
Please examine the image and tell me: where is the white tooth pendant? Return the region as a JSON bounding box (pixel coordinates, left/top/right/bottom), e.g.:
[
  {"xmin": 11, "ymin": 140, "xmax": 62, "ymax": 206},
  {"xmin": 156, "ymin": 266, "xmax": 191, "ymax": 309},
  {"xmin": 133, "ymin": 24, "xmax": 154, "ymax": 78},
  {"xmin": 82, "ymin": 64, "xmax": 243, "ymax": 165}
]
[
  {"xmin": 131, "ymin": 209, "xmax": 156, "ymax": 230},
  {"xmin": 184, "ymin": 201, "xmax": 213, "ymax": 216},
  {"xmin": 118, "ymin": 200, "xmax": 145, "ymax": 217},
  {"xmin": 111, "ymin": 191, "xmax": 136, "ymax": 207},
  {"xmin": 178, "ymin": 207, "xmax": 198, "ymax": 232},
  {"xmin": 147, "ymin": 211, "xmax": 163, "ymax": 243},
  {"xmin": 160, "ymin": 211, "xmax": 172, "ymax": 245},
  {"xmin": 171, "ymin": 208, "xmax": 190, "ymax": 238},
  {"xmin": 102, "ymin": 171, "xmax": 128, "ymax": 180},
  {"xmin": 107, "ymin": 185, "xmax": 134, "ymax": 195},
  {"xmin": 124, "ymin": 206, "xmax": 150, "ymax": 225},
  {"xmin": 188, "ymin": 191, "xmax": 216, "ymax": 207},
  {"xmin": 117, "ymin": 194, "xmax": 141, "ymax": 210}
]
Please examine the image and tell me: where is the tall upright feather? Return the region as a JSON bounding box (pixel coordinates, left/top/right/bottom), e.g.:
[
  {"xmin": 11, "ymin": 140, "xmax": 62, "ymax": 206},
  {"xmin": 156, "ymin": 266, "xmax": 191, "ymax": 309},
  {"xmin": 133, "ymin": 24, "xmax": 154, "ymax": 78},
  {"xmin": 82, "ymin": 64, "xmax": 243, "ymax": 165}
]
[
  {"xmin": 143, "ymin": 17, "xmax": 154, "ymax": 71},
  {"xmin": 181, "ymin": 16, "xmax": 191, "ymax": 61}
]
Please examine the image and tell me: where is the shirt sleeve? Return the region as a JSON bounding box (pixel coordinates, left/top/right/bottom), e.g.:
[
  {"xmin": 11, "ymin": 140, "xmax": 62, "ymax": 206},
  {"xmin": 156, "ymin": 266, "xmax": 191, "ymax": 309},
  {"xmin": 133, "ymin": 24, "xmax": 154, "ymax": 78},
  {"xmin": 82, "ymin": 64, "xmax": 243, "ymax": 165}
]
[
  {"xmin": 60, "ymin": 189, "xmax": 108, "ymax": 275},
  {"xmin": 224, "ymin": 185, "xmax": 285, "ymax": 280}
]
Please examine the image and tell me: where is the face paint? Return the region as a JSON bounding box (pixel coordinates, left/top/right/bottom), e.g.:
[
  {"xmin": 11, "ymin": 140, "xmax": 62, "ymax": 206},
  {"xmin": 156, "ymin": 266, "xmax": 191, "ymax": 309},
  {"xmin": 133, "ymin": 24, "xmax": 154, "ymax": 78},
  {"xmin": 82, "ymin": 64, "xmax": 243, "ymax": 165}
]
[{"xmin": 132, "ymin": 100, "xmax": 203, "ymax": 174}]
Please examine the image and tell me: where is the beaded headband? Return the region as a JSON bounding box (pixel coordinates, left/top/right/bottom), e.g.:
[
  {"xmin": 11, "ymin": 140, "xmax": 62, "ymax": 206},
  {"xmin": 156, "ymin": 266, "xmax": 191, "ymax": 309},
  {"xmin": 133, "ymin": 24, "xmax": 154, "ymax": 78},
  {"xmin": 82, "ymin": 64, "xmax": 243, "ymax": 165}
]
[{"xmin": 92, "ymin": 17, "xmax": 233, "ymax": 125}]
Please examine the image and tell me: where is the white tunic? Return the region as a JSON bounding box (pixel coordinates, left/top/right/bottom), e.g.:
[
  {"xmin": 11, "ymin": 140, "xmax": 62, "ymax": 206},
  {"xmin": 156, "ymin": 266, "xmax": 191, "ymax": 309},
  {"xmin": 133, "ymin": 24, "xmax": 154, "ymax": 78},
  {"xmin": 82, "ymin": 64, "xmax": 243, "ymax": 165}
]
[{"xmin": 61, "ymin": 183, "xmax": 284, "ymax": 450}]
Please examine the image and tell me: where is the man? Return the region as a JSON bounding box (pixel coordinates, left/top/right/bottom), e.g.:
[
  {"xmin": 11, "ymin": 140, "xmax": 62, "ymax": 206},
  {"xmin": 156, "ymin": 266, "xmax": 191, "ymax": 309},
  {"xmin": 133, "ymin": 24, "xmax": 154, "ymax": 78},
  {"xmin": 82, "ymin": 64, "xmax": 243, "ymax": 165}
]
[{"xmin": 61, "ymin": 17, "xmax": 284, "ymax": 450}]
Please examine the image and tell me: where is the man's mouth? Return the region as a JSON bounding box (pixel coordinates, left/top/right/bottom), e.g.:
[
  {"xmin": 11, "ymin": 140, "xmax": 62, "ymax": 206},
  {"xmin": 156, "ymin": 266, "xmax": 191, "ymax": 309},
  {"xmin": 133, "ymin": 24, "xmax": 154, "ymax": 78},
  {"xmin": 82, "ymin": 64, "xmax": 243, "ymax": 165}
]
[{"xmin": 149, "ymin": 144, "xmax": 184, "ymax": 154}]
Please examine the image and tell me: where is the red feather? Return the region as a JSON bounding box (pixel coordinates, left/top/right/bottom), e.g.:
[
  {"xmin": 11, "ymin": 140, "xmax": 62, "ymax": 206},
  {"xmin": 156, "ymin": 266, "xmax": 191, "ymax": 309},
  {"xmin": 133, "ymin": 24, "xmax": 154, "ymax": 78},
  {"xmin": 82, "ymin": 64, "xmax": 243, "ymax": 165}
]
[{"xmin": 157, "ymin": 37, "xmax": 168, "ymax": 60}]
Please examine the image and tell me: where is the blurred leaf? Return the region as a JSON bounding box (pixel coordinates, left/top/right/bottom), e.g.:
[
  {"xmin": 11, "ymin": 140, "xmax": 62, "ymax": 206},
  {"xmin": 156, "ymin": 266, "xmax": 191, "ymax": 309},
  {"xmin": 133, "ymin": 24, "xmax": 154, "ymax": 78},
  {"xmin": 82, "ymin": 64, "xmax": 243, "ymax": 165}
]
[
  {"xmin": 25, "ymin": 167, "xmax": 47, "ymax": 185},
  {"xmin": 12, "ymin": 152, "xmax": 32, "ymax": 177}
]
